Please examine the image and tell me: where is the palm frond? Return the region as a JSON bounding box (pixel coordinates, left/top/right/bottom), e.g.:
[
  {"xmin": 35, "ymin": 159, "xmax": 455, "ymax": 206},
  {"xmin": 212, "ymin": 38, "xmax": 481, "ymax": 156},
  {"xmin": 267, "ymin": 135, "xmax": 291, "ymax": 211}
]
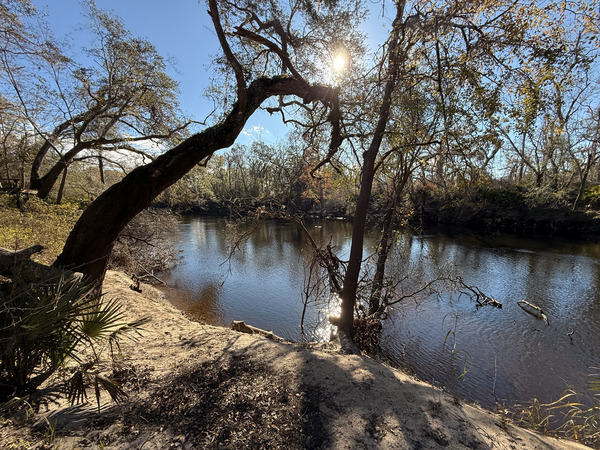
[
  {"xmin": 94, "ymin": 374, "xmax": 127, "ymax": 410},
  {"xmin": 1, "ymin": 274, "xmax": 143, "ymax": 404},
  {"xmin": 77, "ymin": 297, "xmax": 126, "ymax": 341},
  {"xmin": 67, "ymin": 370, "xmax": 87, "ymax": 406}
]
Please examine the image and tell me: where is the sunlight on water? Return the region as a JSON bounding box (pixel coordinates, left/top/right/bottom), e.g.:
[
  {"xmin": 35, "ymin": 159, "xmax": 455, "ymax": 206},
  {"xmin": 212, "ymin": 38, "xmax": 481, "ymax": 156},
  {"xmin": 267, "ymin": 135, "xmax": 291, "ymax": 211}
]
[{"xmin": 312, "ymin": 292, "xmax": 342, "ymax": 343}]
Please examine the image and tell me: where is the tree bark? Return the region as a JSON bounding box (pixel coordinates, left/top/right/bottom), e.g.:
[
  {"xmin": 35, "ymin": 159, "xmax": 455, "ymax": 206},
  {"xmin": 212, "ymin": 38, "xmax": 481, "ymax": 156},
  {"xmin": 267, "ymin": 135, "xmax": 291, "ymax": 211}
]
[
  {"xmin": 29, "ymin": 110, "xmax": 97, "ymax": 191},
  {"xmin": 337, "ymin": 1, "xmax": 405, "ymax": 336},
  {"xmin": 29, "ymin": 121, "xmax": 72, "ymax": 191},
  {"xmin": 573, "ymin": 149, "xmax": 596, "ymax": 211},
  {"xmin": 56, "ymin": 165, "xmax": 68, "ymax": 205},
  {"xmin": 54, "ymin": 76, "xmax": 338, "ymax": 284},
  {"xmin": 35, "ymin": 144, "xmax": 87, "ymax": 199},
  {"xmin": 0, "ymin": 245, "xmax": 81, "ymax": 284},
  {"xmin": 368, "ymin": 173, "xmax": 409, "ymax": 316}
]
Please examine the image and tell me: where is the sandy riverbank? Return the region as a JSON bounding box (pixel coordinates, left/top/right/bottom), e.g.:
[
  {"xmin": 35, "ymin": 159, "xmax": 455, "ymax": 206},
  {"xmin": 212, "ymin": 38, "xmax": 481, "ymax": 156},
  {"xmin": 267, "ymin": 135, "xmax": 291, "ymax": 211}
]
[{"xmin": 0, "ymin": 270, "xmax": 590, "ymax": 449}]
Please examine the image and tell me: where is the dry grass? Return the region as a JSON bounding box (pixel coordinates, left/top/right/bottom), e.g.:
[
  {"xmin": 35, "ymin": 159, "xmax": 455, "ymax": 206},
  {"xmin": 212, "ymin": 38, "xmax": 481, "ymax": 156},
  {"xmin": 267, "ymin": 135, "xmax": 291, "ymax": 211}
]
[{"xmin": 515, "ymin": 386, "xmax": 600, "ymax": 447}]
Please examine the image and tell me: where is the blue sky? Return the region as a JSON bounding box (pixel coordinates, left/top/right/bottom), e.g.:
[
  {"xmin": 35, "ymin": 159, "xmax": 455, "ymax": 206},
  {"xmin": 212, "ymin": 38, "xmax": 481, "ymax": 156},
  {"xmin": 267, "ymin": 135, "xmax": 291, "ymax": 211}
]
[
  {"xmin": 40, "ymin": 0, "xmax": 220, "ymax": 120},
  {"xmin": 36, "ymin": 0, "xmax": 390, "ymax": 147}
]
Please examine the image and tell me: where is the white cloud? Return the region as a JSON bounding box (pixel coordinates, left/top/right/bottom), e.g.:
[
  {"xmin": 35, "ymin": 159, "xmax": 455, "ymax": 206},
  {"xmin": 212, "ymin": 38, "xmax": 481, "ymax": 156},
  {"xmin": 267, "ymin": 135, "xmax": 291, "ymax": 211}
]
[{"xmin": 241, "ymin": 124, "xmax": 269, "ymax": 137}]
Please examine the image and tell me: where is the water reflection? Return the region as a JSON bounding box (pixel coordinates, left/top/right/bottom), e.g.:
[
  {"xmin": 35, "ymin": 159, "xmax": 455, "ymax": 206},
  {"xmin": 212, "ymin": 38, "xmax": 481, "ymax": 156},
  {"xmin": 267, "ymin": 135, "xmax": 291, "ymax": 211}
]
[{"xmin": 162, "ymin": 217, "xmax": 600, "ymax": 411}]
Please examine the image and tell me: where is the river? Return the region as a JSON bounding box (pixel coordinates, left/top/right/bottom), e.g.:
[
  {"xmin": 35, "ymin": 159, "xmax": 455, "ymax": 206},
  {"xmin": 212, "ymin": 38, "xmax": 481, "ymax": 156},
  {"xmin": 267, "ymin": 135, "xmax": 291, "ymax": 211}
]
[{"xmin": 160, "ymin": 216, "xmax": 600, "ymax": 411}]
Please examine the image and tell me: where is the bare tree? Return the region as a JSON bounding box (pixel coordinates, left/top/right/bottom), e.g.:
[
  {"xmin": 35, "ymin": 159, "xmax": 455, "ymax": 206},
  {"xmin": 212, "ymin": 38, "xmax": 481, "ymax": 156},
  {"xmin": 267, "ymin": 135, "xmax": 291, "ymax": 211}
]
[{"xmin": 1, "ymin": 1, "xmax": 189, "ymax": 201}]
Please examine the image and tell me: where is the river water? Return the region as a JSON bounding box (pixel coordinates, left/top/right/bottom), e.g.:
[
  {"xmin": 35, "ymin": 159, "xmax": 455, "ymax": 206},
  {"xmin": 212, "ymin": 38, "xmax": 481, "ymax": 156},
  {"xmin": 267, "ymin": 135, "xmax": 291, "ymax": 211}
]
[{"xmin": 161, "ymin": 216, "xmax": 600, "ymax": 410}]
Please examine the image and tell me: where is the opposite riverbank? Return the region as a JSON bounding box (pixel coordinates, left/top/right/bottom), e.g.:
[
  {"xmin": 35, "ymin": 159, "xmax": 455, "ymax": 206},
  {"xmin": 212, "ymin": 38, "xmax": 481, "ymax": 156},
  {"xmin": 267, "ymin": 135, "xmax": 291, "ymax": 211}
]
[{"xmin": 0, "ymin": 270, "xmax": 590, "ymax": 449}]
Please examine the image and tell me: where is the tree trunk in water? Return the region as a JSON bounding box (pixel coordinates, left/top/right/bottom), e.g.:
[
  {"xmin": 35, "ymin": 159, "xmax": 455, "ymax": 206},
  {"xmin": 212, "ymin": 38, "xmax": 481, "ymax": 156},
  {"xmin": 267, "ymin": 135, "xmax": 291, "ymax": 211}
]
[
  {"xmin": 337, "ymin": 2, "xmax": 405, "ymax": 336},
  {"xmin": 368, "ymin": 177, "xmax": 407, "ymax": 315},
  {"xmin": 54, "ymin": 77, "xmax": 339, "ymax": 285},
  {"xmin": 338, "ymin": 149, "xmax": 378, "ymax": 333},
  {"xmin": 368, "ymin": 198, "xmax": 396, "ymax": 316}
]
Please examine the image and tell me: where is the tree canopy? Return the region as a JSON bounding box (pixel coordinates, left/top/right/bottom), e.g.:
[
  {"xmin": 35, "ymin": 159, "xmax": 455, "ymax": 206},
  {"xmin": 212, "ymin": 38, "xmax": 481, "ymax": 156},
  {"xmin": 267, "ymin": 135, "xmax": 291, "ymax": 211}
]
[{"xmin": 1, "ymin": 0, "xmax": 188, "ymax": 201}]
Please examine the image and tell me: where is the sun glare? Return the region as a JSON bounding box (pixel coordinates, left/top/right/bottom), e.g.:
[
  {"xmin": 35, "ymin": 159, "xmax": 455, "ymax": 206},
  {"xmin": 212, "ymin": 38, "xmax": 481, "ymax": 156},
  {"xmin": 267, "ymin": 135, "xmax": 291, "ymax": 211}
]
[{"xmin": 332, "ymin": 53, "xmax": 348, "ymax": 73}]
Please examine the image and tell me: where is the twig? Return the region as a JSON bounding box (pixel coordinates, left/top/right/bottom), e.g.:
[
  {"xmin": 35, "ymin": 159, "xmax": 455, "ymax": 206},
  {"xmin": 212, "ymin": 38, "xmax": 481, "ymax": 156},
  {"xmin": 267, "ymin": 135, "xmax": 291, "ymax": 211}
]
[{"xmin": 133, "ymin": 259, "xmax": 166, "ymax": 285}]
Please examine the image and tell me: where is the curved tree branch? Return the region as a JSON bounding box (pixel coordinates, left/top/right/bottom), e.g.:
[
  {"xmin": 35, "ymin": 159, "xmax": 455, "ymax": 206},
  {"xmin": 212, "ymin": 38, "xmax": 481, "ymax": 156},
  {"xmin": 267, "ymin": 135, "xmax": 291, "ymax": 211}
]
[
  {"xmin": 54, "ymin": 76, "xmax": 340, "ymax": 282},
  {"xmin": 208, "ymin": 0, "xmax": 247, "ymax": 112}
]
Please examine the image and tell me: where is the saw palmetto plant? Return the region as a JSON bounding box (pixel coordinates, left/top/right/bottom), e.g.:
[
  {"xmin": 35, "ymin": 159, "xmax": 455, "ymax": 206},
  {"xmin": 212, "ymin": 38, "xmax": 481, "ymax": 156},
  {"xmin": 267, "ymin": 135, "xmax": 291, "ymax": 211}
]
[{"xmin": 0, "ymin": 276, "xmax": 146, "ymax": 407}]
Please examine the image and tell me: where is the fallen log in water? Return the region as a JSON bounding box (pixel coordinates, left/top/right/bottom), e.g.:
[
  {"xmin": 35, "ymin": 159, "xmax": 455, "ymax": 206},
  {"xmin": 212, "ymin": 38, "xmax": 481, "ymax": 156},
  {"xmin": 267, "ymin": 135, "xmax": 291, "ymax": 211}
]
[
  {"xmin": 517, "ymin": 300, "xmax": 549, "ymax": 325},
  {"xmin": 458, "ymin": 279, "xmax": 502, "ymax": 308}
]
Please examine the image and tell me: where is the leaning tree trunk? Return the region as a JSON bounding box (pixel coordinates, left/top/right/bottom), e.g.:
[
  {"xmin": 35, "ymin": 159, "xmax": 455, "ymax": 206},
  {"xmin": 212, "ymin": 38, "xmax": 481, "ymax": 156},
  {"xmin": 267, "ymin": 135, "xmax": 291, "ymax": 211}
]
[
  {"xmin": 337, "ymin": 2, "xmax": 405, "ymax": 336},
  {"xmin": 29, "ymin": 127, "xmax": 68, "ymax": 192},
  {"xmin": 54, "ymin": 76, "xmax": 338, "ymax": 285},
  {"xmin": 29, "ymin": 112, "xmax": 93, "ymax": 192}
]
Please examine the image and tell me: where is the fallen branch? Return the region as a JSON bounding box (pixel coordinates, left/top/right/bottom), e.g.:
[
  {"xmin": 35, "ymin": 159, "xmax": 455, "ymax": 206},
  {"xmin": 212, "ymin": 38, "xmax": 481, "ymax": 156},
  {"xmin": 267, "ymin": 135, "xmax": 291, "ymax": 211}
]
[
  {"xmin": 458, "ymin": 279, "xmax": 502, "ymax": 308},
  {"xmin": 132, "ymin": 259, "xmax": 167, "ymax": 285},
  {"xmin": 229, "ymin": 320, "xmax": 287, "ymax": 342},
  {"xmin": 517, "ymin": 300, "xmax": 549, "ymax": 325}
]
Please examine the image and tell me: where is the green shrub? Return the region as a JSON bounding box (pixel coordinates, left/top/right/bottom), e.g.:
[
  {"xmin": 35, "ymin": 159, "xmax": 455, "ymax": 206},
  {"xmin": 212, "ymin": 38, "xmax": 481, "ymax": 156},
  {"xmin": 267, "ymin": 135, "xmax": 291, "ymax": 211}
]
[
  {"xmin": 523, "ymin": 186, "xmax": 576, "ymax": 209},
  {"xmin": 583, "ymin": 185, "xmax": 600, "ymax": 209},
  {"xmin": 478, "ymin": 186, "xmax": 526, "ymax": 208},
  {"xmin": 0, "ymin": 276, "xmax": 145, "ymax": 404}
]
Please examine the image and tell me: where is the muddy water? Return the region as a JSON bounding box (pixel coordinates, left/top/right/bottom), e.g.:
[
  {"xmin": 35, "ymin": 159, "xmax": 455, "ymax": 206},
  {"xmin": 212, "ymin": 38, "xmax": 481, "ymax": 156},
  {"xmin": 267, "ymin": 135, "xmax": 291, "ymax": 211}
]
[{"xmin": 161, "ymin": 216, "xmax": 600, "ymax": 410}]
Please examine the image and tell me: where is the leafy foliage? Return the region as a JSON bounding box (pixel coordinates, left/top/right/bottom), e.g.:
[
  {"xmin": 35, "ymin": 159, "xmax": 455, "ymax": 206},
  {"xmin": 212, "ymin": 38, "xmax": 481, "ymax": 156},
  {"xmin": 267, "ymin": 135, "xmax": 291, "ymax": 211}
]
[
  {"xmin": 0, "ymin": 275, "xmax": 145, "ymax": 406},
  {"xmin": 0, "ymin": 196, "xmax": 81, "ymax": 264},
  {"xmin": 583, "ymin": 185, "xmax": 600, "ymax": 210}
]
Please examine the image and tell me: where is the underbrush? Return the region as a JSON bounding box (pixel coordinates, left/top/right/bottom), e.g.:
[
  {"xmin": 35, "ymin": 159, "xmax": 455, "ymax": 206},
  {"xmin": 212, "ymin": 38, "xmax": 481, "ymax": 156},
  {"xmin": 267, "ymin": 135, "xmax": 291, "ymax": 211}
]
[
  {"xmin": 108, "ymin": 209, "xmax": 179, "ymax": 284},
  {"xmin": 584, "ymin": 186, "xmax": 600, "ymax": 210},
  {"xmin": 0, "ymin": 196, "xmax": 81, "ymax": 265},
  {"xmin": 0, "ymin": 197, "xmax": 179, "ymax": 279}
]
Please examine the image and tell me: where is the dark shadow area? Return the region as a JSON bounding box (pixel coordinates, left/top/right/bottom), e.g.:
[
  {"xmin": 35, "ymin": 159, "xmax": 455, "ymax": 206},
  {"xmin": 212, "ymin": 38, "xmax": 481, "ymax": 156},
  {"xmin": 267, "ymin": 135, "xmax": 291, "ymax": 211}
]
[
  {"xmin": 113, "ymin": 334, "xmax": 543, "ymax": 449},
  {"xmin": 121, "ymin": 346, "xmax": 315, "ymax": 448},
  {"xmin": 5, "ymin": 329, "xmax": 573, "ymax": 449}
]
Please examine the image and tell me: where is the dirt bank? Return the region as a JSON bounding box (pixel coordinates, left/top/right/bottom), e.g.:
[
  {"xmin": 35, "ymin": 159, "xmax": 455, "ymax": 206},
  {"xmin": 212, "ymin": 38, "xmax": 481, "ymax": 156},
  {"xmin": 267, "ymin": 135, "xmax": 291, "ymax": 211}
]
[{"xmin": 0, "ymin": 271, "xmax": 590, "ymax": 449}]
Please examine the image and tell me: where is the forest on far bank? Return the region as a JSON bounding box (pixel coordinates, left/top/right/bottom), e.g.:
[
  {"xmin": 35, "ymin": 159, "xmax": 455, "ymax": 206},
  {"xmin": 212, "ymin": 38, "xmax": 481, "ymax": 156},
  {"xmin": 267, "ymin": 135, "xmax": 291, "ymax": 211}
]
[{"xmin": 6, "ymin": 135, "xmax": 600, "ymax": 238}]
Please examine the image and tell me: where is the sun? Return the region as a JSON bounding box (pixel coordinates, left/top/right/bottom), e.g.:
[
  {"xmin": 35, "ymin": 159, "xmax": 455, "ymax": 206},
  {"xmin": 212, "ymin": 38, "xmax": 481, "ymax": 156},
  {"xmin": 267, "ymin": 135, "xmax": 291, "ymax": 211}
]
[{"xmin": 332, "ymin": 52, "xmax": 348, "ymax": 73}]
